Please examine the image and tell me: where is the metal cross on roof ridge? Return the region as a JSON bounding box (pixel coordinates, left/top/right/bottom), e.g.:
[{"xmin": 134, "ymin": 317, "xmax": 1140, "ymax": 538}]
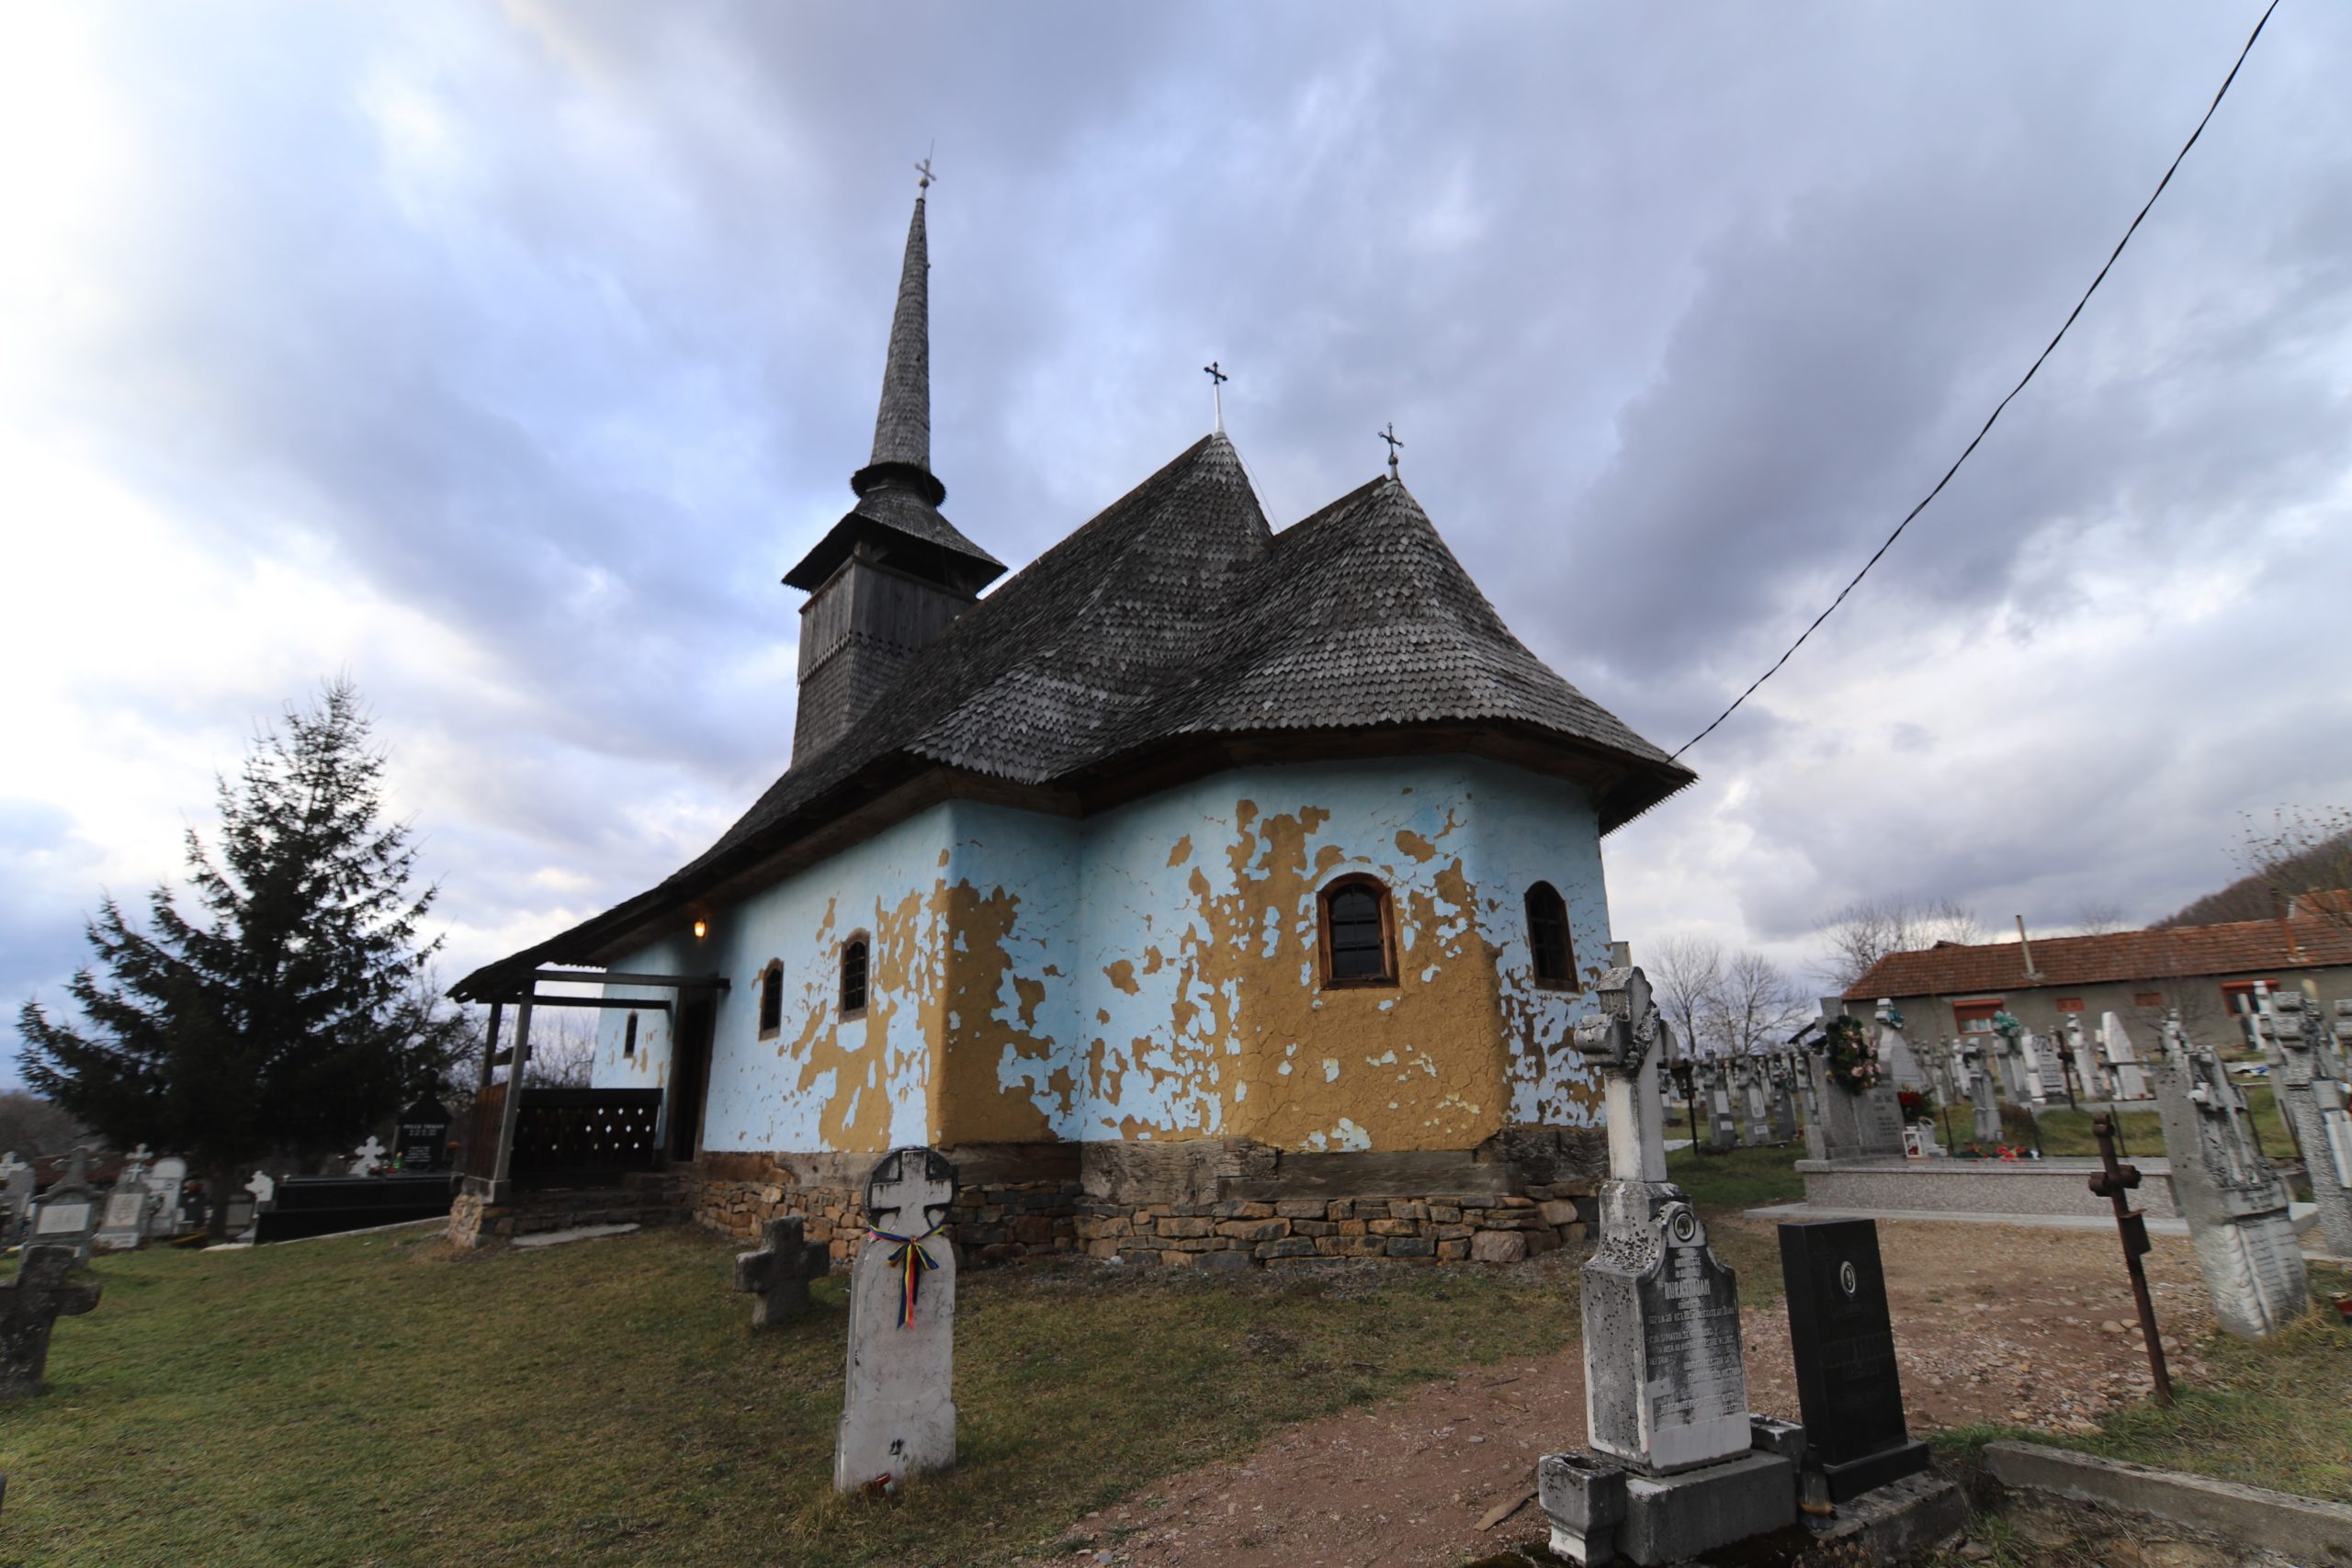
[
  {"xmin": 1204, "ymin": 361, "xmax": 1227, "ymax": 432},
  {"xmin": 1378, "ymin": 421, "xmax": 1403, "ymax": 479}
]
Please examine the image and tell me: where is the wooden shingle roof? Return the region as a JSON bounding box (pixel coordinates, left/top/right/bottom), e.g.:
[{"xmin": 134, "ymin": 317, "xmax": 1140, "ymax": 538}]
[{"xmin": 453, "ymin": 434, "xmax": 1691, "ymax": 998}]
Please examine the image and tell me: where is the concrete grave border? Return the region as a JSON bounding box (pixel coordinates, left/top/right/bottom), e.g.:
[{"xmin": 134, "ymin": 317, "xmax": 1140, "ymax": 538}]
[{"xmin": 1983, "ymin": 1440, "xmax": 2352, "ymax": 1566}]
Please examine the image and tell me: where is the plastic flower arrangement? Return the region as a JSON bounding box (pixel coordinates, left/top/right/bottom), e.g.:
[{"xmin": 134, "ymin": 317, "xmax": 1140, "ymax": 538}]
[{"xmin": 1817, "ymin": 1014, "xmax": 1884, "ymax": 1093}]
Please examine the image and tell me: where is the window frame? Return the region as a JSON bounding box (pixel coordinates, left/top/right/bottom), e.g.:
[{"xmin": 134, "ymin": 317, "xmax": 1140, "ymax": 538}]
[
  {"xmin": 840, "ymin": 931, "xmax": 872, "ymax": 1020},
  {"xmin": 1317, "ymin": 874, "xmax": 1398, "ymax": 989},
  {"xmin": 623, "ymin": 1011, "xmax": 639, "ymax": 1059},
  {"xmin": 1953, "ymin": 998, "xmax": 2004, "ymax": 1034},
  {"xmin": 1522, "ymin": 881, "xmax": 1575, "ymax": 991},
  {"xmin": 756, "ymin": 960, "xmax": 784, "ymax": 1041}
]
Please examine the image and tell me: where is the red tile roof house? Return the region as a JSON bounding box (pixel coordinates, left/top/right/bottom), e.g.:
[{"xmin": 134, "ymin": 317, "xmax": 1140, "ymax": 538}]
[{"xmin": 1841, "ymin": 897, "xmax": 2352, "ymax": 1057}]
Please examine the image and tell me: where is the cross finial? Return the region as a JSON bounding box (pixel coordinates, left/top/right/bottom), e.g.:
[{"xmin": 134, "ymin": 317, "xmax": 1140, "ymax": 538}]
[
  {"xmin": 914, "ymin": 151, "xmax": 936, "ymax": 193},
  {"xmin": 1204, "ymin": 361, "xmax": 1228, "ymax": 432},
  {"xmin": 1378, "ymin": 421, "xmax": 1403, "ymax": 479}
]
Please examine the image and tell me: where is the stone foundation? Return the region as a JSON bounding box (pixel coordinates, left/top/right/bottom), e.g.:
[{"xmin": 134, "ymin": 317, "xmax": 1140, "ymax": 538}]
[
  {"xmin": 448, "ymin": 1174, "xmax": 688, "ymax": 1249},
  {"xmin": 679, "ymin": 1128, "xmax": 1604, "ymax": 1269}
]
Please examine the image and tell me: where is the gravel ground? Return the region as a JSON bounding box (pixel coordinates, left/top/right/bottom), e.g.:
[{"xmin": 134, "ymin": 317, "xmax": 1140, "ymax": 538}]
[{"xmin": 1046, "ymin": 1216, "xmax": 2216, "ymax": 1568}]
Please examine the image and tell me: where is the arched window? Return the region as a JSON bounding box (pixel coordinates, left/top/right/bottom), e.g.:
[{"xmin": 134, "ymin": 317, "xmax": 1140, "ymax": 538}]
[
  {"xmin": 1525, "ymin": 882, "xmax": 1573, "ymax": 989},
  {"xmin": 757, "ymin": 962, "xmax": 784, "ymax": 1038},
  {"xmin": 1318, "ymin": 875, "xmax": 1396, "ymax": 987},
  {"xmin": 841, "ymin": 934, "xmax": 870, "ymax": 1018}
]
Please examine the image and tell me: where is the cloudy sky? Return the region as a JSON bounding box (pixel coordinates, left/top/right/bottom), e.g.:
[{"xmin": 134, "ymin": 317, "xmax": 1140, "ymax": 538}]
[{"xmin": 6, "ymin": 1, "xmax": 2349, "ymax": 1065}]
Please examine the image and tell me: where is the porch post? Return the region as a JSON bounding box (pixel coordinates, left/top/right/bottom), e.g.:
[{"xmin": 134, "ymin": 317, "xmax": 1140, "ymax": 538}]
[
  {"xmin": 491, "ymin": 996, "xmax": 534, "ymax": 1191},
  {"xmin": 478, "ymin": 1001, "xmax": 504, "ymax": 1092}
]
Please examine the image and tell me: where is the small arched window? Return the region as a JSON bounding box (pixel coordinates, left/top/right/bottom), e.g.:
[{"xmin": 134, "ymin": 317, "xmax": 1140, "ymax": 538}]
[
  {"xmin": 1318, "ymin": 875, "xmax": 1396, "ymax": 987},
  {"xmin": 1525, "ymin": 882, "xmax": 1574, "ymax": 989},
  {"xmin": 841, "ymin": 934, "xmax": 870, "ymax": 1018},
  {"xmin": 757, "ymin": 962, "xmax": 784, "ymax": 1038}
]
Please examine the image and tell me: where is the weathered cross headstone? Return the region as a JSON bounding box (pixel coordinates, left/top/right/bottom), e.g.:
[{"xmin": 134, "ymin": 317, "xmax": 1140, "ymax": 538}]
[
  {"xmin": 0, "ymin": 1246, "xmax": 100, "ymax": 1402},
  {"xmin": 349, "ymin": 1135, "xmax": 388, "ymax": 1176},
  {"xmin": 1872, "ymin": 1000, "xmax": 1928, "ymax": 1092},
  {"xmin": 1767, "ymin": 1055, "xmax": 1800, "ymax": 1144},
  {"xmin": 1738, "ymin": 1057, "xmax": 1771, "ymax": 1144},
  {"xmin": 2100, "ymin": 1012, "xmax": 2151, "ymax": 1100},
  {"xmin": 28, "ymin": 1148, "xmax": 101, "ymax": 1265},
  {"xmin": 835, "ymin": 1146, "xmax": 958, "ymax": 1493},
  {"xmin": 1538, "ymin": 966, "xmax": 1795, "ymax": 1566},
  {"xmin": 735, "ymin": 1214, "xmax": 831, "ymax": 1328},
  {"xmin": 246, "ymin": 1169, "xmax": 276, "ymax": 1206},
  {"xmin": 2270, "ymin": 997, "xmax": 2352, "ymax": 1259},
  {"xmin": 1778, "ymin": 1219, "xmax": 1929, "ymax": 1504},
  {"xmin": 1962, "ymin": 1043, "xmax": 2001, "ymax": 1145},
  {"xmin": 2025, "ymin": 1027, "xmax": 2066, "ymax": 1104},
  {"xmin": 2065, "ymin": 1016, "xmax": 2106, "ymax": 1101},
  {"xmin": 2151, "ymin": 1041, "xmax": 2308, "ymax": 1337},
  {"xmin": 0, "ymin": 1154, "xmax": 33, "ymax": 1246},
  {"xmin": 1706, "ymin": 1061, "xmax": 1738, "ymax": 1151},
  {"xmin": 144, "ymin": 1156, "xmax": 187, "ymax": 1240}
]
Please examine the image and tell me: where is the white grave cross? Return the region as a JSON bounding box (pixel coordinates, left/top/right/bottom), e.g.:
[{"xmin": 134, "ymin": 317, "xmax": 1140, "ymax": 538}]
[{"xmin": 349, "ymin": 1136, "xmax": 388, "ymax": 1176}]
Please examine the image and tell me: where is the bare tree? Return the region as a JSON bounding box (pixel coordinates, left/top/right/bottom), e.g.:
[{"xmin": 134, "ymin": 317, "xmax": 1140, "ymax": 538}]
[
  {"xmin": 1649, "ymin": 934, "xmax": 1724, "ymax": 1060},
  {"xmin": 520, "ymin": 1010, "xmax": 598, "ymax": 1089},
  {"xmin": 2236, "ymin": 807, "xmax": 2352, "ymax": 939},
  {"xmin": 1710, "ymin": 951, "xmax": 1809, "ymax": 1056},
  {"xmin": 0, "ymin": 1091, "xmax": 89, "ymax": 1160},
  {"xmin": 1810, "ymin": 897, "xmax": 1983, "ymax": 990},
  {"xmin": 2069, "ymin": 900, "xmax": 2130, "ymax": 935}
]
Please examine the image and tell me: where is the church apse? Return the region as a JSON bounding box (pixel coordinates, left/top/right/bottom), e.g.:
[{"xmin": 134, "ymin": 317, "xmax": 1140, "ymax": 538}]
[{"xmin": 933, "ymin": 757, "xmax": 1611, "ymax": 1154}]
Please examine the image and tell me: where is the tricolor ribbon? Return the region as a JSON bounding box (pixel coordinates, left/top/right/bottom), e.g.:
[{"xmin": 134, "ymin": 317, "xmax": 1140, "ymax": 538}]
[{"xmin": 865, "ymin": 1223, "xmax": 944, "ymax": 1327}]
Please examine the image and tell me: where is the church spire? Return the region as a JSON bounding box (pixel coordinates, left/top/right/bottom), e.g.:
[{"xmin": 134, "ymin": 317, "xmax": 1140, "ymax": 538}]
[{"xmin": 851, "ymin": 173, "xmax": 944, "ymax": 507}]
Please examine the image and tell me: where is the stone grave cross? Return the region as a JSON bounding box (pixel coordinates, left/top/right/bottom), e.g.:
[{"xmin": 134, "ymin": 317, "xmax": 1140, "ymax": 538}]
[
  {"xmin": 0, "ymin": 1246, "xmax": 101, "ymax": 1402},
  {"xmin": 834, "ymin": 1145, "xmax": 959, "ymax": 1493},
  {"xmin": 2099, "ymin": 1012, "xmax": 2151, "ymax": 1100},
  {"xmin": 734, "ymin": 1215, "xmax": 831, "ymax": 1329},
  {"xmin": 2270, "ymin": 998, "xmax": 2352, "ymax": 1259},
  {"xmin": 2065, "ymin": 1015, "xmax": 2106, "ymax": 1100},
  {"xmin": 2151, "ymin": 1040, "xmax": 2307, "ymax": 1337},
  {"xmin": 1538, "ymin": 965, "xmax": 1796, "ymax": 1565},
  {"xmin": 1962, "ymin": 1042, "xmax": 2001, "ymax": 1144},
  {"xmin": 0, "ymin": 1153, "xmax": 32, "ymax": 1244},
  {"xmin": 349, "ymin": 1135, "xmax": 388, "ymax": 1176},
  {"xmin": 29, "ymin": 1147, "xmax": 101, "ymax": 1265}
]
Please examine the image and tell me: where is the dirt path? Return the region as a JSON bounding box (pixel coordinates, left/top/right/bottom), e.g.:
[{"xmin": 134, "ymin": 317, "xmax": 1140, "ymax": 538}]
[{"xmin": 1050, "ymin": 1218, "xmax": 2214, "ymax": 1568}]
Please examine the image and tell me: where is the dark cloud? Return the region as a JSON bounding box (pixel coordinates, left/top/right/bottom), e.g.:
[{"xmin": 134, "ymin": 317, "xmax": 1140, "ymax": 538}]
[{"xmin": 8, "ymin": 0, "xmax": 2351, "ymax": 1055}]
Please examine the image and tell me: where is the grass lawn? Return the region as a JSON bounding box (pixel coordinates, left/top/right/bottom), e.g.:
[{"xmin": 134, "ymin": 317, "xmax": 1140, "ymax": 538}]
[
  {"xmin": 1937, "ymin": 1264, "xmax": 2352, "ymax": 1506},
  {"xmin": 0, "ymin": 1225, "xmax": 1577, "ymax": 1568},
  {"xmin": 1921, "ymin": 1077, "xmax": 2298, "ymax": 1164}
]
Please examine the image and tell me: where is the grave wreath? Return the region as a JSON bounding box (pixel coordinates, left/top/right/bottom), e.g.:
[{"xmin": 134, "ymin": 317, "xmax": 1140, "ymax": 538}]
[{"xmin": 1817, "ymin": 1015, "xmax": 1885, "ymax": 1093}]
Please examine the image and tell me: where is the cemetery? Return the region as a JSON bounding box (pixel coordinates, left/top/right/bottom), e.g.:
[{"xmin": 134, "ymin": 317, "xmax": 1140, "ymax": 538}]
[{"xmin": 6, "ymin": 15, "xmax": 2351, "ymax": 1566}]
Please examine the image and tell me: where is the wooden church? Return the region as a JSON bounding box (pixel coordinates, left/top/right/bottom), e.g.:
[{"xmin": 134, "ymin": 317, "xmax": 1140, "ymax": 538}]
[{"xmin": 451, "ymin": 182, "xmax": 1694, "ymax": 1262}]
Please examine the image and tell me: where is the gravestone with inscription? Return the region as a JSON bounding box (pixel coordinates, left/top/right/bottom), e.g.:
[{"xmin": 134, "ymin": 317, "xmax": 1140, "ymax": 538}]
[
  {"xmin": 835, "ymin": 1146, "xmax": 959, "ymax": 1493},
  {"xmin": 0, "ymin": 1245, "xmax": 100, "ymax": 1401},
  {"xmin": 144, "ymin": 1156, "xmax": 187, "ymax": 1239},
  {"xmin": 1538, "ymin": 966, "xmax": 1795, "ymax": 1566},
  {"xmin": 1767, "ymin": 1054, "xmax": 1801, "ymax": 1144},
  {"xmin": 28, "ymin": 1149, "xmax": 102, "ymax": 1266},
  {"xmin": 2269, "ymin": 998, "xmax": 2352, "ymax": 1259},
  {"xmin": 2152, "ymin": 1042, "xmax": 2307, "ymax": 1337},
  {"xmin": 1804, "ymin": 1007, "xmax": 1907, "ymax": 1163},
  {"xmin": 736, "ymin": 1214, "xmax": 831, "ymax": 1328},
  {"xmin": 94, "ymin": 1164, "xmax": 152, "ymax": 1253},
  {"xmin": 1778, "ymin": 1218, "xmax": 1930, "ymax": 1503},
  {"xmin": 2025, "ymin": 1028, "xmax": 2066, "ymax": 1103},
  {"xmin": 2065, "ymin": 1016, "xmax": 2106, "ymax": 1100},
  {"xmin": 1706, "ymin": 1061, "xmax": 1739, "ymax": 1151},
  {"xmin": 395, "ymin": 1098, "xmax": 454, "ymax": 1172},
  {"xmin": 1738, "ymin": 1058, "xmax": 1772, "ymax": 1144}
]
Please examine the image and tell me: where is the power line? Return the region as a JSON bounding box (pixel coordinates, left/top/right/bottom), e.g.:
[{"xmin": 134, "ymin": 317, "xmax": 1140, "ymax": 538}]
[{"xmin": 1672, "ymin": 0, "xmax": 2281, "ymax": 762}]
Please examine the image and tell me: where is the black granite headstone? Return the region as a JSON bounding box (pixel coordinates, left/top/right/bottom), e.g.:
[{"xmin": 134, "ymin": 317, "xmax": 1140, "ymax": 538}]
[
  {"xmin": 1777, "ymin": 1218, "xmax": 1929, "ymax": 1502},
  {"xmin": 395, "ymin": 1097, "xmax": 454, "ymax": 1172}
]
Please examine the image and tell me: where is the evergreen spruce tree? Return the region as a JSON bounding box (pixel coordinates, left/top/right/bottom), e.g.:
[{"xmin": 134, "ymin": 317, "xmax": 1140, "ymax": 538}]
[{"xmin": 17, "ymin": 680, "xmax": 469, "ymax": 1235}]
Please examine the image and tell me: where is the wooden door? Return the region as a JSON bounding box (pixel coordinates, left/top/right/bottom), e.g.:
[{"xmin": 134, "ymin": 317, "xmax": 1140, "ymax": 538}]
[{"xmin": 669, "ymin": 994, "xmax": 716, "ymax": 1162}]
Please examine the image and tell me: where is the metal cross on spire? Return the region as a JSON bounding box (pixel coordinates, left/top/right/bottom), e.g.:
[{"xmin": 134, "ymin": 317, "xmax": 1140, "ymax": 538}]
[
  {"xmin": 914, "ymin": 152, "xmax": 937, "ymax": 193},
  {"xmin": 1378, "ymin": 422, "xmax": 1403, "ymax": 480},
  {"xmin": 1204, "ymin": 361, "xmax": 1228, "ymax": 432}
]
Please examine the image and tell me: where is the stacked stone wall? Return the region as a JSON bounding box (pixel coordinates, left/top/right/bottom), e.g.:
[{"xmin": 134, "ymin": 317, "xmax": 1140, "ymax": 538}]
[{"xmin": 680, "ymin": 1160, "xmax": 1597, "ymax": 1269}]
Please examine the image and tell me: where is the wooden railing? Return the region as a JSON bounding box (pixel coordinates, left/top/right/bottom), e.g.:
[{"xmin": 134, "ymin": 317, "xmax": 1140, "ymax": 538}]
[{"xmin": 507, "ymin": 1089, "xmax": 664, "ymax": 1186}]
